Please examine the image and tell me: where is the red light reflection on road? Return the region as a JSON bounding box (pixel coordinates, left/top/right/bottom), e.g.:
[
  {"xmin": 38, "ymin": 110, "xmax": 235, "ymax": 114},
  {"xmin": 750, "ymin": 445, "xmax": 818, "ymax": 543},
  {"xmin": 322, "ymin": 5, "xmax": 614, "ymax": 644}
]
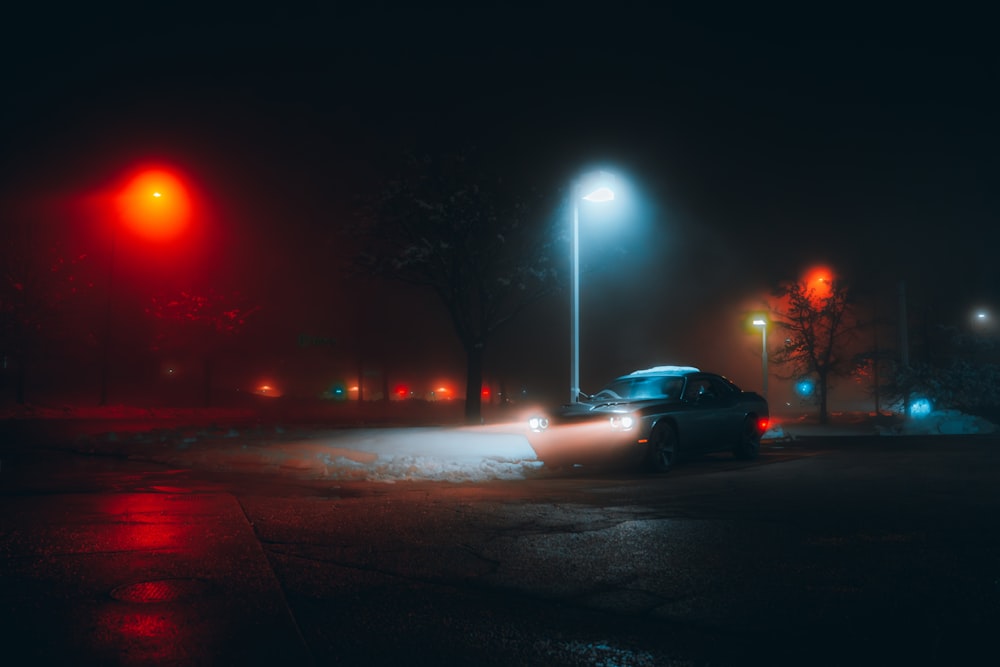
[
  {"xmin": 120, "ymin": 611, "xmax": 174, "ymax": 639},
  {"xmin": 86, "ymin": 495, "xmax": 222, "ymax": 660},
  {"xmin": 98, "ymin": 494, "xmax": 187, "ymax": 552},
  {"xmin": 93, "ymin": 608, "xmax": 186, "ymax": 664}
]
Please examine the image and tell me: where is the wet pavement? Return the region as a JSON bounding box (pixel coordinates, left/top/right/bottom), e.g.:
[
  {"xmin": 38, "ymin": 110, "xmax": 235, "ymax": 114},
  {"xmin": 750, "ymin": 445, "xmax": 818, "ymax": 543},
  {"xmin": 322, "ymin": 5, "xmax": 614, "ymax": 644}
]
[
  {"xmin": 3, "ymin": 430, "xmax": 1000, "ymax": 665},
  {"xmin": 1, "ymin": 463, "xmax": 313, "ymax": 664}
]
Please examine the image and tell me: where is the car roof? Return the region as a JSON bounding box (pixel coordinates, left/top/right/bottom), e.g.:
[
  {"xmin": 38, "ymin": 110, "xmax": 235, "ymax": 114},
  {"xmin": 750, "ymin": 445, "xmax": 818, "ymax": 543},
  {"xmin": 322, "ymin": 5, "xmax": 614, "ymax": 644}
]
[{"xmin": 624, "ymin": 365, "xmax": 700, "ymax": 377}]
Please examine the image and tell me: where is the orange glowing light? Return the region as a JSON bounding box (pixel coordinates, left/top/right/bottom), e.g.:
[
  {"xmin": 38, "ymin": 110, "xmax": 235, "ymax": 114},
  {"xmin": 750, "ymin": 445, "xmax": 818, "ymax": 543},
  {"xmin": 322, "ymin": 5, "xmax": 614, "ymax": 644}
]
[
  {"xmin": 803, "ymin": 265, "xmax": 834, "ymax": 301},
  {"xmin": 431, "ymin": 385, "xmax": 452, "ymax": 401},
  {"xmin": 253, "ymin": 382, "xmax": 281, "ymax": 397},
  {"xmin": 116, "ymin": 169, "xmax": 191, "ymax": 241}
]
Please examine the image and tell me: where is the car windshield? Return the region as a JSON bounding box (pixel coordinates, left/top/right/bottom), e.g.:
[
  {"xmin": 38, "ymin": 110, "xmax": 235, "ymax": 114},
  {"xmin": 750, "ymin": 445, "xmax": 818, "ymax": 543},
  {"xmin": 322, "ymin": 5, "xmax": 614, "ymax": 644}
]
[{"xmin": 590, "ymin": 376, "xmax": 684, "ymax": 401}]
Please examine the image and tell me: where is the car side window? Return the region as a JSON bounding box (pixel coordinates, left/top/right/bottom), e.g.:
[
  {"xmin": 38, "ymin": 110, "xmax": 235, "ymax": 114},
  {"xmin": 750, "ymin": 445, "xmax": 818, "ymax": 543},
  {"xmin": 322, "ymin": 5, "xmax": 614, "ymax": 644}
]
[
  {"xmin": 710, "ymin": 378, "xmax": 735, "ymax": 398},
  {"xmin": 661, "ymin": 377, "xmax": 683, "ymax": 399},
  {"xmin": 683, "ymin": 378, "xmax": 709, "ymax": 401}
]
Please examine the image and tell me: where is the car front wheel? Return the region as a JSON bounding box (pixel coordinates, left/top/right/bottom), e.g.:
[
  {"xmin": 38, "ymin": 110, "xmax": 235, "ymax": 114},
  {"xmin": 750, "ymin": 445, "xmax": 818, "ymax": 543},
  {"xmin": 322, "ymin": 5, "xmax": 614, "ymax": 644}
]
[
  {"xmin": 733, "ymin": 416, "xmax": 761, "ymax": 460},
  {"xmin": 646, "ymin": 423, "xmax": 678, "ymax": 472}
]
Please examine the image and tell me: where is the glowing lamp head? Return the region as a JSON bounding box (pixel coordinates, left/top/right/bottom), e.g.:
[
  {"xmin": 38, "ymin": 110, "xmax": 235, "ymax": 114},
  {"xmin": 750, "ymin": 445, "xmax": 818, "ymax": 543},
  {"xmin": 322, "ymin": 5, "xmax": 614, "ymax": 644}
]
[
  {"xmin": 582, "ymin": 186, "xmax": 615, "ymax": 203},
  {"xmin": 795, "ymin": 378, "xmax": 815, "ymax": 397},
  {"xmin": 802, "ymin": 266, "xmax": 834, "ymax": 302},
  {"xmin": 116, "ymin": 169, "xmax": 192, "ymax": 241},
  {"xmin": 910, "ymin": 398, "xmax": 932, "ymax": 418}
]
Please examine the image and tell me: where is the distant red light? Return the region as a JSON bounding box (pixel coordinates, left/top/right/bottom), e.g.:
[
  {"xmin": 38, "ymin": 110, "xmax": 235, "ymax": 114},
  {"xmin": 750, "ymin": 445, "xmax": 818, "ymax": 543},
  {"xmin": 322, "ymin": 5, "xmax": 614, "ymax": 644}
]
[
  {"xmin": 758, "ymin": 418, "xmax": 770, "ymax": 433},
  {"xmin": 481, "ymin": 386, "xmax": 491, "ymax": 399},
  {"xmin": 254, "ymin": 383, "xmax": 281, "ymax": 397},
  {"xmin": 394, "ymin": 384, "xmax": 410, "ymax": 399}
]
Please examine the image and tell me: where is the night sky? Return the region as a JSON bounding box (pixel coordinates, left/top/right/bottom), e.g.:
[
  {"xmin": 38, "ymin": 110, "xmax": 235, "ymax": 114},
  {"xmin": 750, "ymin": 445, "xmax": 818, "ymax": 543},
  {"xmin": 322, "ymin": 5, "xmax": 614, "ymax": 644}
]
[{"xmin": 2, "ymin": 4, "xmax": 997, "ymax": 405}]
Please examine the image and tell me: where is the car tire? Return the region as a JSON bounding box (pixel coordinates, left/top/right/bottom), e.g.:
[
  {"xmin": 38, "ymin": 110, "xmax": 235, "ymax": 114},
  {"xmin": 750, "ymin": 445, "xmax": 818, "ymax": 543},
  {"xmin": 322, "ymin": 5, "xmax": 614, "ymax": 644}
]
[
  {"xmin": 646, "ymin": 423, "xmax": 678, "ymax": 472},
  {"xmin": 734, "ymin": 416, "xmax": 761, "ymax": 460}
]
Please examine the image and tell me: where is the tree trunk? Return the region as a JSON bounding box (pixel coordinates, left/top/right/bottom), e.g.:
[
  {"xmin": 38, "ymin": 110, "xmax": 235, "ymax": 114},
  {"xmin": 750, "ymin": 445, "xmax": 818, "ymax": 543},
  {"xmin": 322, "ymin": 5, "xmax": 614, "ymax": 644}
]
[{"xmin": 464, "ymin": 343, "xmax": 484, "ymax": 424}]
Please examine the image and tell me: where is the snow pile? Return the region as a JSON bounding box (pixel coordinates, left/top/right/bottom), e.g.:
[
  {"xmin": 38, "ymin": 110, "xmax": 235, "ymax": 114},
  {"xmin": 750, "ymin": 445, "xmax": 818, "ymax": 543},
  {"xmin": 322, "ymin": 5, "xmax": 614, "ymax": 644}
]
[
  {"xmin": 79, "ymin": 423, "xmax": 543, "ymax": 483},
  {"xmin": 895, "ymin": 409, "xmax": 997, "ymax": 436},
  {"xmin": 762, "ymin": 423, "xmax": 788, "ymax": 440},
  {"xmin": 293, "ymin": 427, "xmax": 544, "ymax": 482},
  {"xmin": 9, "ymin": 404, "xmax": 997, "ymax": 481}
]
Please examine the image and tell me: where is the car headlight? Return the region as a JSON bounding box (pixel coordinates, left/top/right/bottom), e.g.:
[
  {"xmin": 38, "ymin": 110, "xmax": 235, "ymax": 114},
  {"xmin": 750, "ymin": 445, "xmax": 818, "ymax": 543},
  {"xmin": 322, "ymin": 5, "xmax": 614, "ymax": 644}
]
[
  {"xmin": 609, "ymin": 414, "xmax": 636, "ymax": 431},
  {"xmin": 528, "ymin": 416, "xmax": 550, "ymax": 432}
]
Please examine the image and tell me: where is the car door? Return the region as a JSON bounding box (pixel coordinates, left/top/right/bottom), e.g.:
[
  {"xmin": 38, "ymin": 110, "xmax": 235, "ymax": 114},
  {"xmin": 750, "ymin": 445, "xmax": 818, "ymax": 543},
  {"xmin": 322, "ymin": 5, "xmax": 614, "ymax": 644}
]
[
  {"xmin": 701, "ymin": 376, "xmax": 744, "ymax": 451},
  {"xmin": 680, "ymin": 375, "xmax": 741, "ymax": 452},
  {"xmin": 678, "ymin": 376, "xmax": 719, "ymax": 453}
]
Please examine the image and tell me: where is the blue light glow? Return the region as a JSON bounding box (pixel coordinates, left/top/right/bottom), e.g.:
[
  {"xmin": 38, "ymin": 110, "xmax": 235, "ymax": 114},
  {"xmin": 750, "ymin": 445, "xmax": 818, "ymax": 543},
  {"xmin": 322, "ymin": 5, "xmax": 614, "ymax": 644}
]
[
  {"xmin": 910, "ymin": 398, "xmax": 932, "ymax": 418},
  {"xmin": 795, "ymin": 378, "xmax": 814, "ymax": 397}
]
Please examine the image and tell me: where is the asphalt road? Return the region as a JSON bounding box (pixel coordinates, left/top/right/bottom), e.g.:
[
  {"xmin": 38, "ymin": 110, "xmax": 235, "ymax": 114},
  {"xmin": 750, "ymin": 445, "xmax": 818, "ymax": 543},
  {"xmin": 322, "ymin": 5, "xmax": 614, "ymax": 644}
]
[{"xmin": 2, "ymin": 434, "xmax": 999, "ymax": 666}]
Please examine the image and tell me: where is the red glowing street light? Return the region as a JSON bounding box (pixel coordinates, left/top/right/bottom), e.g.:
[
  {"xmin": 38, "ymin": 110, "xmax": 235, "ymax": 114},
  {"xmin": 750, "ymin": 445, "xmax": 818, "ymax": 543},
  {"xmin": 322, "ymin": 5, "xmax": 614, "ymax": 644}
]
[
  {"xmin": 99, "ymin": 167, "xmax": 193, "ymax": 405},
  {"xmin": 803, "ymin": 265, "xmax": 834, "ymax": 303},
  {"xmin": 115, "ymin": 169, "xmax": 192, "ymax": 242}
]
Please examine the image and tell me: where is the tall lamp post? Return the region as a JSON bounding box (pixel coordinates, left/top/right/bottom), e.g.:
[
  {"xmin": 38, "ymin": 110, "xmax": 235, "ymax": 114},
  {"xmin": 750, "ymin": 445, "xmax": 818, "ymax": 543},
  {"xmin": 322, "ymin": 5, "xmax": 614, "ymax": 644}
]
[
  {"xmin": 570, "ymin": 176, "xmax": 615, "ymax": 403},
  {"xmin": 100, "ymin": 168, "xmax": 192, "ymax": 405},
  {"xmin": 752, "ymin": 317, "xmax": 768, "ymax": 399}
]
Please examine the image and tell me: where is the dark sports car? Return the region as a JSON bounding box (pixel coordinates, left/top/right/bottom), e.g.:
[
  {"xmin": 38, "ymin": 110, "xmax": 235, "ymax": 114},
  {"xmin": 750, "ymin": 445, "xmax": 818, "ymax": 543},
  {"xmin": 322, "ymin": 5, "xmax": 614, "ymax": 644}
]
[{"xmin": 526, "ymin": 366, "xmax": 769, "ymax": 471}]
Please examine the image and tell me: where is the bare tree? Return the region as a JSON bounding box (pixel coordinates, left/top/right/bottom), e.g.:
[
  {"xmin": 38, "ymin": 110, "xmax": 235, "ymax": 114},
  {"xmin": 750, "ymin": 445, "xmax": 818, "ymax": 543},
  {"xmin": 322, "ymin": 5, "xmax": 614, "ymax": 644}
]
[
  {"xmin": 356, "ymin": 152, "xmax": 558, "ymax": 423},
  {"xmin": 770, "ymin": 275, "xmax": 857, "ymax": 424}
]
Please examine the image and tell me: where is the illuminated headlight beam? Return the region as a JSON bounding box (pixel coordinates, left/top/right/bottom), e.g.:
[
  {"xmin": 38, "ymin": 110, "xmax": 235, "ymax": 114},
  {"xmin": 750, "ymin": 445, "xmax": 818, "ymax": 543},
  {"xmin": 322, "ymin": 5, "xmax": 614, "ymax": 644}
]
[
  {"xmin": 609, "ymin": 414, "xmax": 636, "ymax": 431},
  {"xmin": 528, "ymin": 416, "xmax": 550, "ymax": 432}
]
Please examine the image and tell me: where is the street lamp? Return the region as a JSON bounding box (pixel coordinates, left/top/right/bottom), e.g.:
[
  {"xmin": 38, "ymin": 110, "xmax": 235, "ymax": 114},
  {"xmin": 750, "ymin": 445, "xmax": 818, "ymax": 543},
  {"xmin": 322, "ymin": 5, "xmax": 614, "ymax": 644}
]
[
  {"xmin": 570, "ymin": 174, "xmax": 615, "ymax": 403},
  {"xmin": 752, "ymin": 317, "xmax": 768, "ymax": 400},
  {"xmin": 99, "ymin": 167, "xmax": 192, "ymax": 405}
]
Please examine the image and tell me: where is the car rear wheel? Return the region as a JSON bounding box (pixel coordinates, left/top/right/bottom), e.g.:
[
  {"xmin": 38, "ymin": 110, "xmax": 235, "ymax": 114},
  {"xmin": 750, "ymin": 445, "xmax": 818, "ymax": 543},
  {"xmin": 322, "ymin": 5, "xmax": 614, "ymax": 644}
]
[
  {"xmin": 734, "ymin": 416, "xmax": 761, "ymax": 460},
  {"xmin": 646, "ymin": 423, "xmax": 678, "ymax": 472}
]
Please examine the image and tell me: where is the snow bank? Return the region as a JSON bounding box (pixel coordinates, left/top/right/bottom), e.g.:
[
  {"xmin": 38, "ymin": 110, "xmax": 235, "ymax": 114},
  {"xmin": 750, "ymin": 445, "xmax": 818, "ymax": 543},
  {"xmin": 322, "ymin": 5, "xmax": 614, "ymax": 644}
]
[
  {"xmin": 74, "ymin": 423, "xmax": 543, "ymax": 483},
  {"xmin": 897, "ymin": 410, "xmax": 997, "ymax": 435}
]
